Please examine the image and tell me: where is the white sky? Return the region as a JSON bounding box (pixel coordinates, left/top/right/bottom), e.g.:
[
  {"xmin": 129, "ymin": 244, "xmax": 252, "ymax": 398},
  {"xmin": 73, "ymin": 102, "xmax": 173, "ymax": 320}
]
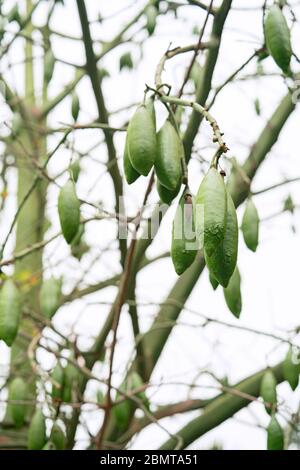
[{"xmin": 1, "ymin": 0, "xmax": 300, "ymax": 450}]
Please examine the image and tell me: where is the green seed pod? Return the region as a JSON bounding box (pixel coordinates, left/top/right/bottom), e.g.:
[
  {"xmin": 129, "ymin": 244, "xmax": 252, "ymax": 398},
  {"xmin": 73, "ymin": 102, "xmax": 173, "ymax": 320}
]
[
  {"xmin": 205, "ymin": 190, "xmax": 238, "ymax": 288},
  {"xmin": 97, "ymin": 389, "xmax": 104, "ymax": 405},
  {"xmin": 127, "ymin": 103, "xmax": 156, "ymax": 176},
  {"xmin": 223, "ymin": 267, "xmax": 242, "ymax": 318},
  {"xmin": 62, "ymin": 362, "xmax": 79, "ymax": 403},
  {"xmin": 112, "ymin": 382, "xmax": 131, "ymax": 428},
  {"xmin": 58, "ymin": 180, "xmax": 80, "ymax": 244},
  {"xmin": 127, "ymin": 371, "xmax": 149, "ymax": 410},
  {"xmin": 8, "ymin": 377, "xmax": 27, "ymax": 428},
  {"xmin": 196, "ymin": 168, "xmax": 227, "ymax": 258},
  {"xmin": 42, "ymin": 441, "xmax": 56, "ymax": 450},
  {"xmin": 71, "ymin": 92, "xmax": 80, "ymax": 122},
  {"xmin": 267, "ymin": 415, "xmax": 284, "ymax": 450},
  {"xmin": 44, "ymin": 49, "xmax": 55, "ymax": 83},
  {"xmin": 39, "ymin": 277, "xmax": 62, "ymax": 320},
  {"xmin": 51, "ymin": 362, "xmax": 64, "ymax": 401},
  {"xmin": 264, "ymin": 5, "xmax": 292, "ymax": 74},
  {"xmin": 209, "ymin": 273, "xmax": 219, "ymax": 290},
  {"xmin": 171, "ymin": 190, "xmax": 197, "ymax": 275},
  {"xmin": 283, "ymin": 347, "xmax": 299, "ymax": 391},
  {"xmin": 0, "ymin": 279, "xmax": 21, "ymax": 347},
  {"xmin": 145, "ymin": 5, "xmax": 157, "ymax": 35},
  {"xmin": 123, "ymin": 133, "xmax": 140, "ymax": 184},
  {"xmin": 241, "ymin": 198, "xmax": 259, "ymax": 252},
  {"xmin": 157, "ymin": 180, "xmax": 181, "ymax": 205},
  {"xmin": 119, "ymin": 52, "xmax": 133, "ymax": 71},
  {"xmin": 283, "ymin": 194, "xmax": 294, "ymax": 213},
  {"xmin": 155, "ymin": 120, "xmax": 182, "ymax": 191},
  {"xmin": 28, "ymin": 409, "xmax": 47, "ymax": 450},
  {"xmin": 260, "ymin": 370, "xmax": 277, "ymax": 414},
  {"xmin": 70, "ymin": 158, "xmax": 80, "ymax": 183},
  {"xmin": 254, "ymin": 98, "xmax": 261, "ymax": 116},
  {"xmin": 50, "ymin": 422, "xmax": 66, "ymax": 450}
]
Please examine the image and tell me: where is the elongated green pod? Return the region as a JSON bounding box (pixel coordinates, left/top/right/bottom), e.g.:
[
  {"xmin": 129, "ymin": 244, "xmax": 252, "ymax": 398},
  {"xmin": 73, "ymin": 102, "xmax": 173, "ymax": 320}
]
[
  {"xmin": 267, "ymin": 415, "xmax": 284, "ymax": 450},
  {"xmin": 283, "ymin": 347, "xmax": 299, "ymax": 391},
  {"xmin": 44, "ymin": 49, "xmax": 55, "ymax": 83},
  {"xmin": 40, "ymin": 277, "xmax": 62, "ymax": 320},
  {"xmin": 51, "ymin": 362, "xmax": 64, "ymax": 401},
  {"xmin": 28, "ymin": 409, "xmax": 47, "ymax": 450},
  {"xmin": 157, "ymin": 180, "xmax": 181, "ymax": 205},
  {"xmin": 70, "ymin": 158, "xmax": 80, "ymax": 183},
  {"xmin": 123, "ymin": 133, "xmax": 140, "ymax": 184},
  {"xmin": 223, "ymin": 267, "xmax": 242, "ymax": 317},
  {"xmin": 264, "ymin": 5, "xmax": 292, "ymax": 73},
  {"xmin": 58, "ymin": 180, "xmax": 80, "ymax": 244},
  {"xmin": 8, "ymin": 377, "xmax": 27, "ymax": 428},
  {"xmin": 145, "ymin": 5, "xmax": 157, "ymax": 35},
  {"xmin": 127, "ymin": 104, "xmax": 156, "ymax": 176},
  {"xmin": 50, "ymin": 422, "xmax": 66, "ymax": 450},
  {"xmin": 241, "ymin": 198, "xmax": 259, "ymax": 252},
  {"xmin": 62, "ymin": 362, "xmax": 79, "ymax": 403},
  {"xmin": 119, "ymin": 52, "xmax": 133, "ymax": 71},
  {"xmin": 71, "ymin": 92, "xmax": 80, "ymax": 122},
  {"xmin": 260, "ymin": 370, "xmax": 277, "ymax": 414},
  {"xmin": 155, "ymin": 120, "xmax": 183, "ymax": 191},
  {"xmin": 0, "ymin": 279, "xmax": 21, "ymax": 347},
  {"xmin": 171, "ymin": 190, "xmax": 197, "ymax": 275},
  {"xmin": 196, "ymin": 168, "xmax": 227, "ymax": 257},
  {"xmin": 205, "ymin": 190, "xmax": 238, "ymax": 287}
]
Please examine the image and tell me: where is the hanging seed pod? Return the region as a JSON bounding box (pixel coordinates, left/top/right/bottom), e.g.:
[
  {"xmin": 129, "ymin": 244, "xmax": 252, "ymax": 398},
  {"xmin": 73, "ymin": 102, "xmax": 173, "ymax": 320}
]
[
  {"xmin": 39, "ymin": 277, "xmax": 62, "ymax": 320},
  {"xmin": 145, "ymin": 5, "xmax": 157, "ymax": 35},
  {"xmin": 209, "ymin": 273, "xmax": 219, "ymax": 290},
  {"xmin": 264, "ymin": 4, "xmax": 292, "ymax": 74},
  {"xmin": 50, "ymin": 422, "xmax": 66, "ymax": 450},
  {"xmin": 155, "ymin": 120, "xmax": 183, "ymax": 191},
  {"xmin": 283, "ymin": 347, "xmax": 299, "ymax": 391},
  {"xmin": 123, "ymin": 133, "xmax": 140, "ymax": 184},
  {"xmin": 28, "ymin": 409, "xmax": 47, "ymax": 450},
  {"xmin": 223, "ymin": 267, "xmax": 242, "ymax": 318},
  {"xmin": 8, "ymin": 377, "xmax": 27, "ymax": 428},
  {"xmin": 112, "ymin": 382, "xmax": 131, "ymax": 429},
  {"xmin": 58, "ymin": 180, "xmax": 80, "ymax": 244},
  {"xmin": 196, "ymin": 168, "xmax": 227, "ymax": 258},
  {"xmin": 267, "ymin": 415, "xmax": 284, "ymax": 450},
  {"xmin": 127, "ymin": 371, "xmax": 149, "ymax": 410},
  {"xmin": 171, "ymin": 190, "xmax": 197, "ymax": 275},
  {"xmin": 71, "ymin": 92, "xmax": 80, "ymax": 122},
  {"xmin": 51, "ymin": 362, "xmax": 64, "ymax": 401},
  {"xmin": 241, "ymin": 198, "xmax": 259, "ymax": 252},
  {"xmin": 205, "ymin": 190, "xmax": 238, "ymax": 288},
  {"xmin": 119, "ymin": 52, "xmax": 133, "ymax": 71},
  {"xmin": 97, "ymin": 389, "xmax": 104, "ymax": 405},
  {"xmin": 260, "ymin": 370, "xmax": 277, "ymax": 414},
  {"xmin": 0, "ymin": 280, "xmax": 21, "ymax": 347},
  {"xmin": 44, "ymin": 49, "xmax": 55, "ymax": 83},
  {"xmin": 70, "ymin": 158, "xmax": 80, "ymax": 183},
  {"xmin": 42, "ymin": 441, "xmax": 56, "ymax": 450},
  {"xmin": 127, "ymin": 102, "xmax": 156, "ymax": 176},
  {"xmin": 62, "ymin": 361, "xmax": 79, "ymax": 403},
  {"xmin": 254, "ymin": 98, "xmax": 261, "ymax": 116},
  {"xmin": 157, "ymin": 180, "xmax": 181, "ymax": 205}
]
